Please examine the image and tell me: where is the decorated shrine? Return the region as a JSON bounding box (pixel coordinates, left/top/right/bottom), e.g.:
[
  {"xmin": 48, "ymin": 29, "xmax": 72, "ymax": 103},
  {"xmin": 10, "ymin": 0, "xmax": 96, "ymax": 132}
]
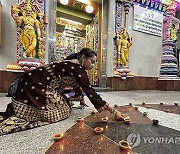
[
  {"xmin": 7, "ymin": 0, "xmax": 46, "ymax": 72},
  {"xmin": 55, "ymin": 0, "xmax": 101, "ymax": 85},
  {"xmin": 0, "ymin": 0, "xmax": 180, "ymax": 154},
  {"xmin": 113, "ymin": 0, "xmax": 180, "ymax": 80}
]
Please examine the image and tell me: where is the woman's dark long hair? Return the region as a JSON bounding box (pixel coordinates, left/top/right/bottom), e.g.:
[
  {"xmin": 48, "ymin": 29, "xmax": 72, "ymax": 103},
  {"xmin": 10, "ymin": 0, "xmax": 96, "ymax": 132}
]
[{"xmin": 65, "ymin": 48, "xmax": 97, "ymax": 60}]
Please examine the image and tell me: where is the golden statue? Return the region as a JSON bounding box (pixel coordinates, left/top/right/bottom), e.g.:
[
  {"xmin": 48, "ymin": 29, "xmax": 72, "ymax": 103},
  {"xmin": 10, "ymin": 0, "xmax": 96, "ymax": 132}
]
[
  {"xmin": 12, "ymin": 0, "xmax": 43, "ymax": 58},
  {"xmin": 115, "ymin": 28, "xmax": 132, "ymax": 67}
]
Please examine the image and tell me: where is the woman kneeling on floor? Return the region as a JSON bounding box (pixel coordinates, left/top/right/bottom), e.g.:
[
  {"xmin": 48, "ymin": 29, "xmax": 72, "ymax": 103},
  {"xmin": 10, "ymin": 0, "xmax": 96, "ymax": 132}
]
[{"xmin": 0, "ymin": 48, "xmax": 126, "ymax": 135}]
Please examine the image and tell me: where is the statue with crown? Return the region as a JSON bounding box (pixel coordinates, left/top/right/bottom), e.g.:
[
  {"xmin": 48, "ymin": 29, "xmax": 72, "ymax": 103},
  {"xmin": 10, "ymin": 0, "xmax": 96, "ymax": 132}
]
[{"xmin": 7, "ymin": 0, "xmax": 46, "ymax": 72}]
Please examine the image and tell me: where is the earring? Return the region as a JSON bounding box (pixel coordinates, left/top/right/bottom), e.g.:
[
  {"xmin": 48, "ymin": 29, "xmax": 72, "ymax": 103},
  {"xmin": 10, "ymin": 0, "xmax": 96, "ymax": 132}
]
[{"xmin": 82, "ymin": 59, "xmax": 85, "ymax": 66}]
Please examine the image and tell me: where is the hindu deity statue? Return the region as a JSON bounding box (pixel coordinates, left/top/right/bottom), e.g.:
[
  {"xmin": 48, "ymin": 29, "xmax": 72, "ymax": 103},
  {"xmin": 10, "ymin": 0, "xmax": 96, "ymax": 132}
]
[
  {"xmin": 116, "ymin": 28, "xmax": 132, "ymax": 67},
  {"xmin": 11, "ymin": 0, "xmax": 44, "ymax": 59}
]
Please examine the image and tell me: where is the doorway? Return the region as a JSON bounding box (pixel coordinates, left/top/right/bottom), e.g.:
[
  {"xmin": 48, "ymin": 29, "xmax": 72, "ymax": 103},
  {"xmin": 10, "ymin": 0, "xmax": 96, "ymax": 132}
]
[{"xmin": 55, "ymin": 0, "xmax": 102, "ymax": 85}]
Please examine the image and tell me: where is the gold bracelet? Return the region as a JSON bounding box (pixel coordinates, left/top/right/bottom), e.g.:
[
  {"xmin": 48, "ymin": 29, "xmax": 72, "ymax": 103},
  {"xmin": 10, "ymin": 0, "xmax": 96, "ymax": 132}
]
[{"xmin": 111, "ymin": 108, "xmax": 117, "ymax": 117}]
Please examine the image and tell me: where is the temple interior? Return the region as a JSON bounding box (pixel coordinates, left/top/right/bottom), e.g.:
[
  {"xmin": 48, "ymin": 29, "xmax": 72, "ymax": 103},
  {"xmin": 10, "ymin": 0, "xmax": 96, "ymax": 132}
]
[{"xmin": 0, "ymin": 0, "xmax": 180, "ymax": 153}]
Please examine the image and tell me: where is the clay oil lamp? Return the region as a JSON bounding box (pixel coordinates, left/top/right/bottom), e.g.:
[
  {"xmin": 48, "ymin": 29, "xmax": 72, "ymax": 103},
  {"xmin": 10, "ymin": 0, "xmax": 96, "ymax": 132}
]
[
  {"xmin": 77, "ymin": 117, "xmax": 84, "ymax": 122},
  {"xmin": 102, "ymin": 116, "xmax": 108, "ymax": 123},
  {"xmin": 146, "ymin": 106, "xmax": 150, "ymax": 109},
  {"xmin": 54, "ymin": 133, "xmax": 64, "ymax": 141},
  {"xmin": 135, "ymin": 107, "xmax": 138, "ymax": 110},
  {"xmin": 124, "ymin": 116, "xmax": 131, "ymax": 124},
  {"xmin": 143, "ymin": 112, "xmax": 147, "ymax": 116},
  {"xmin": 152, "ymin": 119, "xmax": 159, "ymax": 125},
  {"xmin": 91, "ymin": 109, "xmax": 97, "ymax": 114},
  {"xmin": 164, "ymin": 109, "xmax": 170, "ymax": 113},
  {"xmin": 94, "ymin": 127, "xmax": 104, "ymax": 135},
  {"xmin": 114, "ymin": 104, "xmax": 118, "ymax": 108},
  {"xmin": 119, "ymin": 140, "xmax": 131, "ymax": 151}
]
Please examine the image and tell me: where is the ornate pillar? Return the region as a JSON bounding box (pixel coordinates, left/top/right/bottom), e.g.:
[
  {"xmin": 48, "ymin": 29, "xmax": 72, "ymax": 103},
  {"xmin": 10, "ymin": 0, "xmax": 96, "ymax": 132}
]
[
  {"xmin": 47, "ymin": 0, "xmax": 57, "ymax": 63},
  {"xmin": 114, "ymin": 0, "xmax": 123, "ymax": 72},
  {"xmin": 123, "ymin": 1, "xmax": 133, "ymax": 27},
  {"xmin": 160, "ymin": 5, "xmax": 180, "ymax": 78},
  {"xmin": 115, "ymin": 0, "xmax": 123, "ymax": 32}
]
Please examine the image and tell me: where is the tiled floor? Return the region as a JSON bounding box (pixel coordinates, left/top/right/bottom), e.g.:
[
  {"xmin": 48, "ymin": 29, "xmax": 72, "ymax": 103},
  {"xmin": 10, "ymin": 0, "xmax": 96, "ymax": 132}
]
[{"xmin": 0, "ymin": 90, "xmax": 180, "ymax": 154}]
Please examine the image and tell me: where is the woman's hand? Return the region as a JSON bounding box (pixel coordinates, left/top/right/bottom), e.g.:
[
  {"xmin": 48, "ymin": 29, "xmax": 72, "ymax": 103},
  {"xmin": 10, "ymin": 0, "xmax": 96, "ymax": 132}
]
[
  {"xmin": 106, "ymin": 105, "xmax": 126, "ymax": 121},
  {"xmin": 114, "ymin": 111, "xmax": 126, "ymax": 121}
]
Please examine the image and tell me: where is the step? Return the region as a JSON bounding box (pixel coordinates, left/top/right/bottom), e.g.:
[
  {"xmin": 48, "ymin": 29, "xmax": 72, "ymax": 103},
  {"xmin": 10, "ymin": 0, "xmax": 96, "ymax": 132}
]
[{"xmin": 93, "ymin": 87, "xmax": 112, "ymax": 92}]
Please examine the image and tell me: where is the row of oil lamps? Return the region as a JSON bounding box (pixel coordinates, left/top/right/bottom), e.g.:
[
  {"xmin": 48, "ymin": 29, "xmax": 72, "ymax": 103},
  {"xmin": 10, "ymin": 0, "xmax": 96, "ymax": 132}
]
[
  {"xmin": 53, "ymin": 102, "xmax": 179, "ymax": 151},
  {"xmin": 53, "ymin": 109, "xmax": 132, "ymax": 151}
]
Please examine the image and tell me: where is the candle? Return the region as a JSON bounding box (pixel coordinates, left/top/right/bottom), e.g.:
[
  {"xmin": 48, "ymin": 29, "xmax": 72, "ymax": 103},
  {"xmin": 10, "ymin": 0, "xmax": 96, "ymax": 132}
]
[
  {"xmin": 152, "ymin": 119, "xmax": 159, "ymax": 125},
  {"xmin": 164, "ymin": 109, "xmax": 169, "ymax": 113},
  {"xmin": 124, "ymin": 116, "xmax": 131, "ymax": 124},
  {"xmin": 54, "ymin": 133, "xmax": 64, "ymax": 141},
  {"xmin": 94, "ymin": 127, "xmax": 104, "ymax": 135},
  {"xmin": 102, "ymin": 116, "xmax": 108, "ymax": 123},
  {"xmin": 119, "ymin": 140, "xmax": 131, "ymax": 150},
  {"xmin": 114, "ymin": 104, "xmax": 118, "ymax": 108},
  {"xmin": 143, "ymin": 112, "xmax": 147, "ymax": 116},
  {"xmin": 91, "ymin": 109, "xmax": 97, "ymax": 114},
  {"xmin": 146, "ymin": 106, "xmax": 150, "ymax": 109},
  {"xmin": 135, "ymin": 107, "xmax": 138, "ymax": 110},
  {"xmin": 77, "ymin": 117, "xmax": 84, "ymax": 122}
]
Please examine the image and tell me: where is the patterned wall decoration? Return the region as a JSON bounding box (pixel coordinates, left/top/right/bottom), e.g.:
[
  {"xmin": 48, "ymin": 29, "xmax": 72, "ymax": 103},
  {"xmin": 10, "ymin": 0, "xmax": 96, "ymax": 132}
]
[
  {"xmin": 34, "ymin": 0, "xmax": 46, "ymax": 13},
  {"xmin": 114, "ymin": 1, "xmax": 123, "ymax": 73},
  {"xmin": 115, "ymin": 1, "xmax": 123, "ymax": 33},
  {"xmin": 72, "ymin": 1, "xmax": 84, "ymax": 10},
  {"xmin": 86, "ymin": 22, "xmax": 96, "ymax": 85},
  {"xmin": 94, "ymin": 12, "xmax": 99, "ymax": 54},
  {"xmin": 92, "ymin": 11, "xmax": 99, "ymax": 85},
  {"xmin": 133, "ymin": 0, "xmax": 168, "ymax": 12}
]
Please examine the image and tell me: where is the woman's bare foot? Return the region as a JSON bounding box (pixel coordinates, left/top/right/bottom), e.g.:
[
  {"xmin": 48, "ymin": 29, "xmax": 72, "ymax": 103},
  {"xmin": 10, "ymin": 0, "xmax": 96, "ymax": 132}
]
[{"xmin": 80, "ymin": 101, "xmax": 89, "ymax": 107}]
